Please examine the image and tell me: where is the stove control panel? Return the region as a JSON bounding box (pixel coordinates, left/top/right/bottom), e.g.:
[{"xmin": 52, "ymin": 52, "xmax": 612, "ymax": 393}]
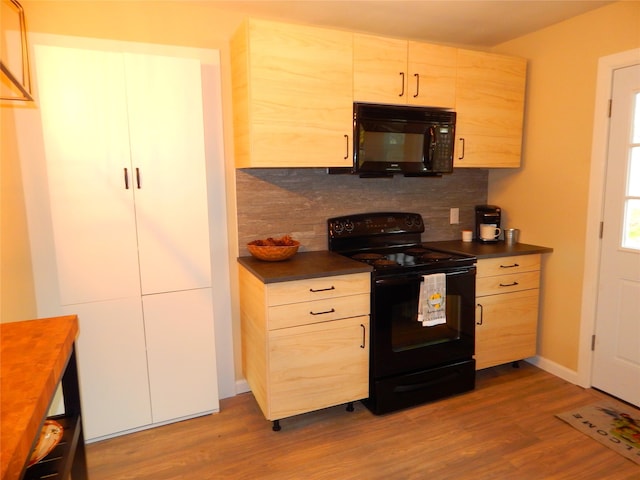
[{"xmin": 328, "ymin": 212, "xmax": 424, "ymax": 238}]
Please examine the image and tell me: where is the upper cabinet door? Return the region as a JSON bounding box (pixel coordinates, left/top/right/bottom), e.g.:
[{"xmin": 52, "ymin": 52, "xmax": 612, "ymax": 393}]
[
  {"xmin": 35, "ymin": 45, "xmax": 141, "ymax": 305},
  {"xmin": 353, "ymin": 34, "xmax": 457, "ymax": 108},
  {"xmin": 231, "ymin": 19, "xmax": 353, "ymax": 168},
  {"xmin": 124, "ymin": 53, "xmax": 212, "ymax": 294},
  {"xmin": 353, "ymin": 34, "xmax": 407, "ymax": 104},
  {"xmin": 454, "ymin": 49, "xmax": 527, "ymax": 168},
  {"xmin": 407, "ymin": 41, "xmax": 457, "ymax": 108}
]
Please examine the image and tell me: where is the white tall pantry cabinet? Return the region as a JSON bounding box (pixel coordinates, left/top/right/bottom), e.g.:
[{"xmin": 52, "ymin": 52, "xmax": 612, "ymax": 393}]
[{"xmin": 34, "ymin": 44, "xmax": 219, "ymax": 440}]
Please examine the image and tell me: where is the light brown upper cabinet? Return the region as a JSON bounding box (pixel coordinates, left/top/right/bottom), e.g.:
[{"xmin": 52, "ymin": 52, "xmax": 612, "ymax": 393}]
[
  {"xmin": 231, "ymin": 19, "xmax": 353, "ymax": 168},
  {"xmin": 454, "ymin": 49, "xmax": 527, "ymax": 168},
  {"xmin": 353, "ymin": 33, "xmax": 457, "ymax": 108}
]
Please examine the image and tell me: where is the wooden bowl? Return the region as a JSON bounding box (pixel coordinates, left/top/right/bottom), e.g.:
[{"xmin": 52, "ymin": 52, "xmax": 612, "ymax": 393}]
[{"xmin": 247, "ymin": 240, "xmax": 300, "ymax": 261}]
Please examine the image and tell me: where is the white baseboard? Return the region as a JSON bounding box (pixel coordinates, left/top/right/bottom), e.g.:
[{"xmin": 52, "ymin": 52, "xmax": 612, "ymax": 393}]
[
  {"xmin": 235, "ymin": 378, "xmax": 250, "ymax": 394},
  {"xmin": 526, "ymin": 355, "xmax": 582, "ymax": 386},
  {"xmin": 230, "ymin": 359, "xmax": 582, "ymax": 401}
]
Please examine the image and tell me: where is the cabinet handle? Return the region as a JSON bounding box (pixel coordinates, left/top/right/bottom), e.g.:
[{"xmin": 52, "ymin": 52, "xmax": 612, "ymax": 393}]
[
  {"xmin": 499, "ymin": 281, "xmax": 519, "ymax": 287},
  {"xmin": 136, "ymin": 167, "xmax": 141, "ymax": 189},
  {"xmin": 413, "ymin": 73, "xmax": 420, "ymax": 98},
  {"xmin": 344, "ymin": 134, "xmax": 349, "ymax": 160},
  {"xmin": 398, "ymin": 72, "xmax": 405, "ymax": 97},
  {"xmin": 476, "ymin": 303, "xmax": 483, "ymax": 325},
  {"xmin": 309, "ymin": 308, "xmax": 335, "ymax": 316},
  {"xmin": 309, "ymin": 286, "xmax": 335, "ymax": 293},
  {"xmin": 360, "ymin": 324, "xmax": 366, "ymax": 348},
  {"xmin": 458, "ymin": 137, "xmax": 465, "ymax": 160},
  {"xmin": 499, "ymin": 263, "xmax": 519, "ymax": 268},
  {"xmin": 123, "ymin": 168, "xmax": 129, "ymax": 189}
]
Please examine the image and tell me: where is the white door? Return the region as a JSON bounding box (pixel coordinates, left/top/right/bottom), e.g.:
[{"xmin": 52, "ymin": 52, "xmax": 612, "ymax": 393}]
[
  {"xmin": 592, "ymin": 64, "xmax": 640, "ymax": 407},
  {"xmin": 124, "ymin": 53, "xmax": 212, "ymax": 295},
  {"xmin": 64, "ymin": 298, "xmax": 152, "ymax": 439},
  {"xmin": 34, "ymin": 45, "xmax": 141, "ymax": 305},
  {"xmin": 143, "ymin": 288, "xmax": 219, "ymax": 423}
]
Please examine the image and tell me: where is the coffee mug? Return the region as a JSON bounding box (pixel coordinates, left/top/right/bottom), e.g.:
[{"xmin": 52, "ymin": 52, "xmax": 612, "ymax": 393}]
[{"xmin": 480, "ymin": 224, "xmax": 501, "ymax": 240}]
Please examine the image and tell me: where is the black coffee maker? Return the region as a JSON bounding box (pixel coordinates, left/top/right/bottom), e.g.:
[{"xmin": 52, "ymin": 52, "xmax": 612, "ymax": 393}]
[{"xmin": 475, "ymin": 205, "xmax": 501, "ymax": 243}]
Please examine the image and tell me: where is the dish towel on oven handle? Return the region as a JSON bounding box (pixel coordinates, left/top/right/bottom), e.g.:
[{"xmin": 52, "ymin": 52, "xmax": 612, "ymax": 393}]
[{"xmin": 417, "ymin": 273, "xmax": 447, "ymax": 327}]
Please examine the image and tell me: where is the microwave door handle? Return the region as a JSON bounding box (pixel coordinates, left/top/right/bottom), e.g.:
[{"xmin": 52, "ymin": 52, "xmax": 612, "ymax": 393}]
[{"xmin": 425, "ymin": 126, "xmax": 437, "ymax": 170}]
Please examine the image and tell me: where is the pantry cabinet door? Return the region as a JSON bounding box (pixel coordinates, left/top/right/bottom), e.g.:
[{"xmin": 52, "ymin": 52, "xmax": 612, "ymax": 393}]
[
  {"xmin": 64, "ymin": 297, "xmax": 152, "ymax": 439},
  {"xmin": 237, "ymin": 19, "xmax": 353, "ymax": 167},
  {"xmin": 34, "ymin": 45, "xmax": 141, "ymax": 305},
  {"xmin": 124, "ymin": 53, "xmax": 212, "ymax": 295},
  {"xmin": 353, "ymin": 33, "xmax": 407, "ymax": 103},
  {"xmin": 142, "ymin": 288, "xmax": 219, "ymax": 423}
]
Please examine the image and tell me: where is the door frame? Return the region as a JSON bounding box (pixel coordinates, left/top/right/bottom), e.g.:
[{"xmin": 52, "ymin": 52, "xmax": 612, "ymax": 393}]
[{"xmin": 578, "ymin": 47, "xmax": 640, "ymax": 388}]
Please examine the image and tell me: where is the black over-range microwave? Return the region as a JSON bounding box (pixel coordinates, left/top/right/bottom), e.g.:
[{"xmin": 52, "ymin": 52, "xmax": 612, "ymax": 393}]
[{"xmin": 331, "ymin": 102, "xmax": 456, "ymax": 177}]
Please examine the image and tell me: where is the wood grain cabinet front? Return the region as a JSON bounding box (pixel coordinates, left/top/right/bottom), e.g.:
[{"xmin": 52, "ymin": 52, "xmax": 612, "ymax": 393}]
[
  {"xmin": 454, "ymin": 49, "xmax": 527, "ymax": 168},
  {"xmin": 239, "ymin": 267, "xmax": 370, "ymax": 428},
  {"xmin": 353, "ymin": 33, "xmax": 457, "ymax": 108},
  {"xmin": 231, "ymin": 18, "xmax": 353, "ymax": 168},
  {"xmin": 474, "ymin": 254, "xmax": 541, "ymax": 369},
  {"xmin": 230, "ymin": 18, "xmax": 528, "ymax": 170}
]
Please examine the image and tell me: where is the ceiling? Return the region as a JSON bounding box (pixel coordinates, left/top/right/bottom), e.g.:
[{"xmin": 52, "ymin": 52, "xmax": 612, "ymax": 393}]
[{"xmin": 209, "ymin": 0, "xmax": 615, "ymax": 47}]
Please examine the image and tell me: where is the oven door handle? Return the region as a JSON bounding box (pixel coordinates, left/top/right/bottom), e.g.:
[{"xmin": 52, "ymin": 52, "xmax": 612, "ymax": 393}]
[{"xmin": 375, "ymin": 268, "xmax": 473, "ymax": 286}]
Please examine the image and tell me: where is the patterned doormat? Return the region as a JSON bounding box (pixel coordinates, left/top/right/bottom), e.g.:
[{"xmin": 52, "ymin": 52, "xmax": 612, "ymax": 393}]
[{"xmin": 556, "ymin": 402, "xmax": 640, "ymax": 465}]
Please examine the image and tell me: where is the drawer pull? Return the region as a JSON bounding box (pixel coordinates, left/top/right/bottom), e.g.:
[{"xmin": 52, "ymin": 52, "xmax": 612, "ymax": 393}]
[
  {"xmin": 499, "ymin": 281, "xmax": 519, "ymax": 287},
  {"xmin": 309, "ymin": 308, "xmax": 335, "ymax": 316},
  {"xmin": 309, "ymin": 286, "xmax": 335, "ymax": 293},
  {"xmin": 500, "ymin": 263, "xmax": 520, "ymax": 269}
]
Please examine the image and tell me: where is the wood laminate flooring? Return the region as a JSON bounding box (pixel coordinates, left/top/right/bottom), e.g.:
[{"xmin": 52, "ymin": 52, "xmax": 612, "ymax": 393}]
[{"xmin": 85, "ymin": 363, "xmax": 640, "ymax": 479}]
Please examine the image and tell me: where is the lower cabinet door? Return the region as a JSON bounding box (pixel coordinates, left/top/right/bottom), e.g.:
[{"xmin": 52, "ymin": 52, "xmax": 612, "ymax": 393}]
[
  {"xmin": 475, "ymin": 289, "xmax": 539, "ymax": 370},
  {"xmin": 268, "ymin": 315, "xmax": 369, "ymax": 420},
  {"xmin": 143, "ymin": 288, "xmax": 219, "ymax": 423},
  {"xmin": 65, "ymin": 298, "xmax": 152, "ymax": 440}
]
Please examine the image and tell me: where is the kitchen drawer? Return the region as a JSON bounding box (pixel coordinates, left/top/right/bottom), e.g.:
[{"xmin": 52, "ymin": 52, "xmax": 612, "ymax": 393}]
[
  {"xmin": 476, "ymin": 270, "xmax": 540, "ymax": 296},
  {"xmin": 266, "ymin": 273, "xmax": 370, "ymax": 306},
  {"xmin": 268, "ymin": 293, "xmax": 370, "ymax": 330},
  {"xmin": 477, "ymin": 254, "xmax": 540, "ymax": 278}
]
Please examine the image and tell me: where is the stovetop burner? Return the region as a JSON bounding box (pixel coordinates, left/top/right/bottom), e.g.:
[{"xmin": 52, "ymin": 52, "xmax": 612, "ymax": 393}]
[
  {"xmin": 328, "ymin": 212, "xmax": 476, "ymax": 274},
  {"xmin": 347, "ymin": 246, "xmax": 461, "ymax": 270}
]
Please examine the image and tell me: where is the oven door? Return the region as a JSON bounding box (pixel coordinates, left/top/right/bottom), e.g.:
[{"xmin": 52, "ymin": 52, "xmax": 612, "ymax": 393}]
[{"xmin": 371, "ymin": 266, "xmax": 476, "ymax": 379}]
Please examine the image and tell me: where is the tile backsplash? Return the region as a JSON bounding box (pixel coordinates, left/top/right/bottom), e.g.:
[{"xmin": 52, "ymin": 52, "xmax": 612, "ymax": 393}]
[{"xmin": 236, "ymin": 168, "xmax": 488, "ymax": 255}]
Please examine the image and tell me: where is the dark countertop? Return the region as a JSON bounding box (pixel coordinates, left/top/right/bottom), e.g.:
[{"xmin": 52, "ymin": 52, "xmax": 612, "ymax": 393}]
[
  {"xmin": 425, "ymin": 240, "xmax": 553, "ymax": 259},
  {"xmin": 238, "ymin": 250, "xmax": 372, "ymax": 283}
]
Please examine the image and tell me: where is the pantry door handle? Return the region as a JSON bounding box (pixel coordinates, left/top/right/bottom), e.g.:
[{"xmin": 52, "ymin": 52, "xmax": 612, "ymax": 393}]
[
  {"xmin": 413, "ymin": 73, "xmax": 420, "ymax": 97},
  {"xmin": 458, "ymin": 137, "xmax": 465, "ymax": 160},
  {"xmin": 135, "ymin": 168, "xmax": 141, "ymax": 189},
  {"xmin": 476, "ymin": 303, "xmax": 483, "ymax": 325},
  {"xmin": 360, "ymin": 324, "xmax": 366, "ymax": 348},
  {"xmin": 123, "ymin": 168, "xmax": 129, "ymax": 189},
  {"xmin": 309, "ymin": 286, "xmax": 335, "ymax": 293},
  {"xmin": 499, "ymin": 281, "xmax": 519, "ymax": 287},
  {"xmin": 309, "ymin": 308, "xmax": 335, "ymax": 316},
  {"xmin": 399, "ymin": 72, "xmax": 405, "ymax": 97},
  {"xmin": 344, "ymin": 134, "xmax": 349, "ymax": 160}
]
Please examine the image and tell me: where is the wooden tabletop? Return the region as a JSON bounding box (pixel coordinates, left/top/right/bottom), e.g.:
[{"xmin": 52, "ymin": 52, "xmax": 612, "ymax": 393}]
[{"xmin": 1, "ymin": 315, "xmax": 79, "ymax": 480}]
